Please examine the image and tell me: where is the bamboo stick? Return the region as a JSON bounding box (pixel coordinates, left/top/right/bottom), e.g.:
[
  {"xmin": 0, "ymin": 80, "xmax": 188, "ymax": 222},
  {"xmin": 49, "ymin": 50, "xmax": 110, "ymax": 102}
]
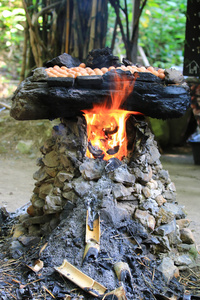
[
  {"xmin": 20, "ymin": 21, "xmax": 28, "ymax": 82},
  {"xmin": 88, "ymin": 0, "xmax": 97, "ymax": 51},
  {"xmin": 0, "ymin": 102, "xmax": 11, "ymax": 110},
  {"xmin": 65, "ymin": 0, "xmax": 70, "ymax": 53}
]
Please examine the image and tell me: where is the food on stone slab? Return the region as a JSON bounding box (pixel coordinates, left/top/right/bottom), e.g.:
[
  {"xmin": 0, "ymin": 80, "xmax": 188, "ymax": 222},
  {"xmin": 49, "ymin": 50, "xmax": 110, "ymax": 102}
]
[{"xmin": 45, "ymin": 63, "xmax": 165, "ymax": 79}]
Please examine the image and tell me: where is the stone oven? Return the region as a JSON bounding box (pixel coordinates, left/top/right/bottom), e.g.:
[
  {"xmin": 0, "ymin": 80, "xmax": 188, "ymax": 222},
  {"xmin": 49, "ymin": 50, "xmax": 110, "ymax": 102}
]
[{"xmin": 9, "ymin": 49, "xmax": 195, "ymax": 299}]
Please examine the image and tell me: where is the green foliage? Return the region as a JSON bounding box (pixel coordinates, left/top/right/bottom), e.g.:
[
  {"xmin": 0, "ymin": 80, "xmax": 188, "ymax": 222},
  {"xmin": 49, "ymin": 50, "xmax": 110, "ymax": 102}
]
[
  {"xmin": 0, "ymin": 0, "xmax": 25, "ymax": 77},
  {"xmin": 106, "ymin": 0, "xmax": 187, "ymax": 68},
  {"xmin": 139, "ymin": 0, "xmax": 187, "ymax": 68},
  {"xmin": 0, "ymin": 0, "xmax": 187, "ymax": 79}
]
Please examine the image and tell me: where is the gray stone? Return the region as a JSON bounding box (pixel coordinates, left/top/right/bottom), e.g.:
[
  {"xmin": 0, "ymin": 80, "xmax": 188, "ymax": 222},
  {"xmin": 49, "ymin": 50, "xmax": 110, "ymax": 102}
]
[
  {"xmin": 146, "ymin": 142, "xmax": 161, "ymax": 164},
  {"xmin": 167, "ymin": 182, "xmax": 176, "ymax": 192},
  {"xmin": 176, "ymin": 219, "xmax": 190, "ymax": 230},
  {"xmin": 111, "ymin": 166, "xmax": 135, "ymax": 186},
  {"xmin": 117, "ymin": 201, "xmax": 138, "ymax": 215},
  {"xmin": 156, "ymin": 207, "xmax": 175, "ymax": 226},
  {"xmin": 134, "ymin": 166, "xmax": 153, "ymax": 184},
  {"xmin": 162, "ymin": 190, "xmax": 176, "ymax": 202},
  {"xmin": 57, "ymin": 170, "xmax": 74, "ymax": 182},
  {"xmin": 42, "ymin": 150, "xmax": 60, "ymax": 167},
  {"xmin": 112, "ymin": 183, "xmax": 132, "ymax": 200},
  {"xmin": 79, "ymin": 159, "xmax": 106, "ymax": 180},
  {"xmin": 10, "ymin": 240, "xmax": 25, "ymax": 259},
  {"xmin": 156, "ymin": 236, "xmax": 171, "ymax": 252},
  {"xmin": 168, "ymin": 224, "xmax": 182, "ymax": 246},
  {"xmin": 33, "ymin": 167, "xmax": 49, "ymax": 182},
  {"xmin": 180, "ymin": 228, "xmax": 196, "ymax": 244},
  {"xmin": 140, "ymin": 199, "xmax": 159, "ymax": 216},
  {"xmin": 60, "ymin": 154, "xmax": 73, "ymax": 168},
  {"xmin": 53, "ymin": 187, "xmax": 62, "ymax": 195},
  {"xmin": 142, "ymin": 186, "xmax": 151, "ymax": 198},
  {"xmin": 147, "ymin": 179, "xmax": 158, "ymax": 189},
  {"xmin": 158, "ymin": 169, "xmax": 170, "ymax": 183},
  {"xmin": 33, "ymin": 199, "xmax": 45, "ymax": 209},
  {"xmin": 22, "ymin": 214, "xmax": 53, "ymax": 226},
  {"xmin": 174, "ymin": 254, "xmax": 193, "ymax": 266},
  {"xmin": 39, "ymin": 183, "xmax": 53, "ymax": 199},
  {"xmin": 133, "ymin": 183, "xmax": 142, "ymax": 194},
  {"xmin": 43, "ymin": 194, "xmax": 63, "ymax": 213},
  {"xmin": 155, "ymin": 194, "xmax": 166, "ymax": 206},
  {"xmin": 105, "ymin": 157, "xmax": 122, "ymax": 172},
  {"xmin": 32, "ymin": 67, "xmax": 49, "ymax": 81},
  {"xmin": 73, "ymin": 177, "xmax": 94, "ymax": 197},
  {"xmin": 157, "ymin": 257, "xmax": 179, "ymax": 282},
  {"xmin": 163, "ymin": 203, "xmax": 186, "ymax": 219},
  {"xmin": 154, "ymin": 219, "xmax": 176, "ymax": 236},
  {"xmin": 40, "ymin": 138, "xmax": 55, "ymax": 154},
  {"xmin": 18, "ymin": 236, "xmax": 40, "ymax": 247},
  {"xmin": 60, "ymin": 201, "xmax": 75, "ymax": 220},
  {"xmin": 62, "ymin": 191, "xmax": 77, "ymax": 203},
  {"xmin": 134, "ymin": 209, "xmax": 156, "ymax": 231},
  {"xmin": 165, "ymin": 68, "xmax": 185, "ymax": 84},
  {"xmin": 45, "ymin": 166, "xmax": 58, "ymax": 177},
  {"xmin": 63, "ymin": 182, "xmax": 73, "ymax": 192},
  {"xmin": 100, "ymin": 199, "xmax": 129, "ymax": 225}
]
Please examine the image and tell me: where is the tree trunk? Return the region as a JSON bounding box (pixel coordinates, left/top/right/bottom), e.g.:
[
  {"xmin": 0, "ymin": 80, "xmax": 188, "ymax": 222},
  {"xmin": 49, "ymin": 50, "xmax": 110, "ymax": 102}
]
[
  {"xmin": 131, "ymin": 0, "xmax": 140, "ymax": 63},
  {"xmin": 23, "ymin": 0, "xmax": 108, "ymax": 73}
]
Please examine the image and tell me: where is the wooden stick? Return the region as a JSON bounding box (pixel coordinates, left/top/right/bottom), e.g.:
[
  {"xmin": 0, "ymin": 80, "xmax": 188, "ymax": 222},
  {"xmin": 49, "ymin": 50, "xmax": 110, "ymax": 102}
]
[
  {"xmin": 0, "ymin": 102, "xmax": 11, "ymax": 109},
  {"xmin": 42, "ymin": 286, "xmax": 55, "ymax": 298}
]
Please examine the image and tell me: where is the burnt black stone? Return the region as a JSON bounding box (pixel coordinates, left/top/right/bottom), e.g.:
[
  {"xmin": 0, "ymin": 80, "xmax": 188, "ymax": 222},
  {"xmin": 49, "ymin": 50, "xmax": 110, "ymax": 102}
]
[
  {"xmin": 75, "ymin": 75, "xmax": 103, "ymax": 88},
  {"xmin": 85, "ymin": 47, "xmax": 120, "ymax": 69},
  {"xmin": 45, "ymin": 53, "xmax": 81, "ymax": 68},
  {"xmin": 105, "ymin": 157, "xmax": 122, "ymax": 172},
  {"xmin": 47, "ymin": 77, "xmax": 74, "ymax": 87}
]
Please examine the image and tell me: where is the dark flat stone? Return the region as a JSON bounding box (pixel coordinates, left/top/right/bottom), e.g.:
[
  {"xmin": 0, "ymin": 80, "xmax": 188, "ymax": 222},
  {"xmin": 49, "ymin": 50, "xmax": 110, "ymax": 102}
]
[{"xmin": 47, "ymin": 77, "xmax": 74, "ymax": 87}]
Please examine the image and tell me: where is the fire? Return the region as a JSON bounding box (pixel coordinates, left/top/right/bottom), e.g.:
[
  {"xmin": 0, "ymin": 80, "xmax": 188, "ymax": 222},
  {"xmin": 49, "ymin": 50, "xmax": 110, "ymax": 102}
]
[{"xmin": 83, "ymin": 71, "xmax": 141, "ymax": 160}]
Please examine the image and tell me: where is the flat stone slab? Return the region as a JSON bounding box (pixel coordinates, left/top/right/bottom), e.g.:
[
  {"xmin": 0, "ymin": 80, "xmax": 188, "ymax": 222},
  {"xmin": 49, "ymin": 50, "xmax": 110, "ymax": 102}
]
[{"xmin": 10, "ymin": 68, "xmax": 190, "ymax": 121}]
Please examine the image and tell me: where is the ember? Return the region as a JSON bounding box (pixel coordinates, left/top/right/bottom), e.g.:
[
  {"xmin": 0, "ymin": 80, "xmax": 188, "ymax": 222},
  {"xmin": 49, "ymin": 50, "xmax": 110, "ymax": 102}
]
[{"xmin": 83, "ymin": 72, "xmax": 142, "ymax": 160}]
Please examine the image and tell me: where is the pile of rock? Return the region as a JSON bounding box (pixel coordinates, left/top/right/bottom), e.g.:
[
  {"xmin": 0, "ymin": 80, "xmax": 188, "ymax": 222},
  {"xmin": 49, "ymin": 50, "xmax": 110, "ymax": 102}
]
[{"xmin": 13, "ymin": 116, "xmax": 197, "ymax": 270}]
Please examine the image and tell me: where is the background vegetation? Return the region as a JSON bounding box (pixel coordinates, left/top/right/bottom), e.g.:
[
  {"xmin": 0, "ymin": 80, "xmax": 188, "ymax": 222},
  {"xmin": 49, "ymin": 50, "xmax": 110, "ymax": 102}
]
[{"xmin": 0, "ymin": 0, "xmax": 187, "ymax": 81}]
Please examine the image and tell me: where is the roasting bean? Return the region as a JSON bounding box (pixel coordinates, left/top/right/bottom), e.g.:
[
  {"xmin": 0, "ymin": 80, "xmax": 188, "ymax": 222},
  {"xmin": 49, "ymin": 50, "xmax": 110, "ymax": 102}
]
[
  {"xmin": 79, "ymin": 63, "xmax": 86, "ymax": 68},
  {"xmin": 101, "ymin": 67, "xmax": 108, "ymax": 74},
  {"xmin": 45, "ymin": 63, "xmax": 165, "ymax": 79}
]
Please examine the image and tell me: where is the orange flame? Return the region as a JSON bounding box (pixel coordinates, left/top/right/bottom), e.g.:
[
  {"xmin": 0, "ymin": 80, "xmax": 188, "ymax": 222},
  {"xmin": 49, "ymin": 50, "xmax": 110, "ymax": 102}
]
[{"xmin": 83, "ymin": 72, "xmax": 142, "ymax": 160}]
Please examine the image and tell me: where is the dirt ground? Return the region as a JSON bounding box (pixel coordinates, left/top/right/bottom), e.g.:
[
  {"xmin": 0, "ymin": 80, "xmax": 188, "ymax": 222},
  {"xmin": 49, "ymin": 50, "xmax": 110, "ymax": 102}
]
[{"xmin": 161, "ymin": 151, "xmax": 200, "ymax": 251}]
